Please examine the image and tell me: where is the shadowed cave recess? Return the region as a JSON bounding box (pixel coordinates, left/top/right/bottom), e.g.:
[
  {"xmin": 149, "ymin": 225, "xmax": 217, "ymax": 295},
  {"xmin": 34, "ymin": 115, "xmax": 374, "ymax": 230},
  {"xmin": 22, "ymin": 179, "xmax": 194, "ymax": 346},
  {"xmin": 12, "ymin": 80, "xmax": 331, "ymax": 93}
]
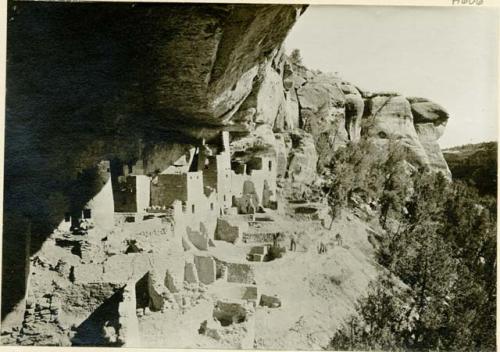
[{"xmin": 3, "ymin": 1, "xmax": 306, "ymax": 320}]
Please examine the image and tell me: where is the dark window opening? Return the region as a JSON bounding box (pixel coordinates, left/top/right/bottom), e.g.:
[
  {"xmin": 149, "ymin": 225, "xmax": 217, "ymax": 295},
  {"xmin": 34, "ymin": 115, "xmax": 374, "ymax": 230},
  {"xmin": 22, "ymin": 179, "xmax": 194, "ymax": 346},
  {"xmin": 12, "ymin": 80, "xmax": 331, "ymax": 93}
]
[
  {"xmin": 125, "ymin": 216, "xmax": 135, "ymax": 223},
  {"xmin": 268, "ymin": 160, "xmax": 272, "ymax": 171},
  {"xmin": 126, "ymin": 240, "xmax": 141, "ymax": 254},
  {"xmin": 135, "ymin": 273, "xmax": 149, "ymax": 310},
  {"xmin": 378, "ymin": 131, "xmax": 388, "ymax": 139},
  {"xmin": 210, "ymin": 203, "xmax": 214, "ymax": 211},
  {"xmin": 223, "ymin": 195, "xmax": 226, "ymax": 201},
  {"xmin": 192, "ymin": 204, "xmax": 195, "ymax": 213},
  {"xmin": 83, "ymin": 209, "xmax": 91, "ymax": 219}
]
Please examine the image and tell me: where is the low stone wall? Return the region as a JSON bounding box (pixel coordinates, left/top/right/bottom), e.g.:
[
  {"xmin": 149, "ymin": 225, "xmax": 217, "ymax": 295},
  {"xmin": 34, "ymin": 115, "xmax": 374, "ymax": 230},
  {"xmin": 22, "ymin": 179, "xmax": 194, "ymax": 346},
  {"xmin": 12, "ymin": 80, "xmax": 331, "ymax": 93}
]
[
  {"xmin": 148, "ymin": 271, "xmax": 167, "ymax": 311},
  {"xmin": 117, "ymin": 284, "xmax": 140, "ymax": 347},
  {"xmin": 200, "ymin": 299, "xmax": 256, "ymax": 349},
  {"xmin": 184, "ymin": 261, "xmax": 199, "ymax": 284},
  {"xmin": 260, "ymin": 294, "xmax": 281, "ymax": 308},
  {"xmin": 187, "ymin": 226, "xmax": 209, "ymax": 250},
  {"xmin": 227, "ymin": 263, "xmax": 255, "ymax": 284},
  {"xmin": 215, "ymin": 218, "xmax": 248, "ymax": 244},
  {"xmin": 210, "ymin": 285, "xmax": 259, "ymax": 306},
  {"xmin": 215, "ymin": 259, "xmax": 256, "ymax": 285},
  {"xmin": 194, "ymin": 255, "xmax": 216, "ymax": 285}
]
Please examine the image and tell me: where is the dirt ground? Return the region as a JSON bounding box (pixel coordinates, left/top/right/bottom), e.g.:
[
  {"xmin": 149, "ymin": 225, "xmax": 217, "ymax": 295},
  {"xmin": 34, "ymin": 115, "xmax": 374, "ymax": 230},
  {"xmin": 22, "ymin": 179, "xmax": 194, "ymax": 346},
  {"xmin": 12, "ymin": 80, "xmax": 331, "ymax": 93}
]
[
  {"xmin": 136, "ymin": 210, "xmax": 381, "ymax": 349},
  {"xmin": 2, "ymin": 197, "xmax": 382, "ymax": 349}
]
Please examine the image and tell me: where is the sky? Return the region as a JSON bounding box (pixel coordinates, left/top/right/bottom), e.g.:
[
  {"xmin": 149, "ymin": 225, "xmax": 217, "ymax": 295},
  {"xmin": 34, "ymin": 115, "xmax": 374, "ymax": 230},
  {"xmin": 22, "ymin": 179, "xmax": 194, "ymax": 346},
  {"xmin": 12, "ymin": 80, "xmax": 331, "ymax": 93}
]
[{"xmin": 284, "ymin": 5, "xmax": 498, "ymax": 148}]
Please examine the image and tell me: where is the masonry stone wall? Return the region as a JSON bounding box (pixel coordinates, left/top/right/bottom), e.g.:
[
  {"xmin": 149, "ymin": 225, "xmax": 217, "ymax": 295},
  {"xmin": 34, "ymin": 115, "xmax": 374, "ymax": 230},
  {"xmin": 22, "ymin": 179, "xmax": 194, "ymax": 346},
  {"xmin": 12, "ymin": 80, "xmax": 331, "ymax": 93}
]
[
  {"xmin": 135, "ymin": 175, "xmax": 150, "ymax": 212},
  {"xmin": 118, "ymin": 284, "xmax": 140, "ymax": 347},
  {"xmin": 150, "ymin": 174, "xmax": 188, "ymax": 207},
  {"xmin": 187, "ymin": 226, "xmax": 209, "ymax": 250},
  {"xmin": 230, "ymin": 156, "xmax": 277, "ymax": 213},
  {"xmin": 194, "ymin": 255, "xmax": 216, "ymax": 285},
  {"xmin": 216, "ymin": 152, "xmax": 233, "ymax": 211},
  {"xmin": 85, "ymin": 160, "xmax": 115, "ymax": 230},
  {"xmin": 215, "ymin": 218, "xmax": 244, "ymax": 243},
  {"xmin": 113, "ymin": 176, "xmax": 138, "ymax": 213}
]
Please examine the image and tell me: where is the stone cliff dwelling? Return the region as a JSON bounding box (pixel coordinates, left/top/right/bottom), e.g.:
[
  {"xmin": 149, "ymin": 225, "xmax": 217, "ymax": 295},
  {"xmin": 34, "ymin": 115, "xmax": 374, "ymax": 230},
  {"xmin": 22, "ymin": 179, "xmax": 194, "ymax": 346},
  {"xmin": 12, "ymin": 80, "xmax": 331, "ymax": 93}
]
[
  {"xmin": 15, "ymin": 131, "xmax": 295, "ymax": 347},
  {"xmin": 3, "ymin": 3, "xmax": 460, "ymax": 349}
]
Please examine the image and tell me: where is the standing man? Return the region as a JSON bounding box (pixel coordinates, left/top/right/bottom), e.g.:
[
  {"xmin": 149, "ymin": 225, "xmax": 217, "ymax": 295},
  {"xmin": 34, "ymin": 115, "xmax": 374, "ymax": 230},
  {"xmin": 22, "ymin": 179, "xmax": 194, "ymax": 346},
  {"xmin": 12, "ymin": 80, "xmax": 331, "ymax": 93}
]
[{"xmin": 290, "ymin": 236, "xmax": 297, "ymax": 251}]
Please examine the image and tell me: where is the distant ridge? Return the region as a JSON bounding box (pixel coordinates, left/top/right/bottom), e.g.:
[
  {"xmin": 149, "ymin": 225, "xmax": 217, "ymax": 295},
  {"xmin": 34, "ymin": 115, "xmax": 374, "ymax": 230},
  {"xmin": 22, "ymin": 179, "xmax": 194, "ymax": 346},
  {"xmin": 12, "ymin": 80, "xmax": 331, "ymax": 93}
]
[{"xmin": 443, "ymin": 141, "xmax": 497, "ymax": 196}]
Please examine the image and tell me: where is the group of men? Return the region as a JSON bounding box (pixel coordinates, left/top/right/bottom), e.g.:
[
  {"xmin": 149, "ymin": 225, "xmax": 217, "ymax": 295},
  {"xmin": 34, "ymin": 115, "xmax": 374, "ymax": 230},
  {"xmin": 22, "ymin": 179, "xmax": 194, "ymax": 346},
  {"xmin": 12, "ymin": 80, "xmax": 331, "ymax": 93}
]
[
  {"xmin": 318, "ymin": 233, "xmax": 343, "ymax": 254},
  {"xmin": 268, "ymin": 229, "xmax": 344, "ymax": 254}
]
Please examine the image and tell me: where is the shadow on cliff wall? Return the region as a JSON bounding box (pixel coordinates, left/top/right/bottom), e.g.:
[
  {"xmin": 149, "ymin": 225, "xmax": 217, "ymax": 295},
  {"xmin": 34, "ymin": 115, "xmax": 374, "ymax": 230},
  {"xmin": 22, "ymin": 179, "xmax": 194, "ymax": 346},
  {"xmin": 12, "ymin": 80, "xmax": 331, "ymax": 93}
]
[{"xmin": 3, "ymin": 2, "xmax": 196, "ymax": 320}]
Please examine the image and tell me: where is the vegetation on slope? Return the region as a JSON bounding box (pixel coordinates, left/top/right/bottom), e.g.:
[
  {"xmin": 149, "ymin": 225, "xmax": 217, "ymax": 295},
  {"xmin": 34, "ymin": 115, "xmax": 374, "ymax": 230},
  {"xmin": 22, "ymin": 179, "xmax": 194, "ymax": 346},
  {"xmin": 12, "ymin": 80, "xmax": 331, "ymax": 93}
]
[
  {"xmin": 323, "ymin": 139, "xmax": 496, "ymax": 351},
  {"xmin": 443, "ymin": 141, "xmax": 497, "ymax": 197}
]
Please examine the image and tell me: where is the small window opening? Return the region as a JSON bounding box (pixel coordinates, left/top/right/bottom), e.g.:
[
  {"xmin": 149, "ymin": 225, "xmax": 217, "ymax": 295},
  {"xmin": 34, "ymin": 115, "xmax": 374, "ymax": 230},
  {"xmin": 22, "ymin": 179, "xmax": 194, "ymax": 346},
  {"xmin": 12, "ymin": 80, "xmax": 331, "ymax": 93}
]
[
  {"xmin": 125, "ymin": 216, "xmax": 135, "ymax": 223},
  {"xmin": 268, "ymin": 160, "xmax": 272, "ymax": 171},
  {"xmin": 210, "ymin": 203, "xmax": 214, "ymax": 211},
  {"xmin": 83, "ymin": 209, "xmax": 91, "ymax": 219},
  {"xmin": 192, "ymin": 204, "xmax": 195, "ymax": 214}
]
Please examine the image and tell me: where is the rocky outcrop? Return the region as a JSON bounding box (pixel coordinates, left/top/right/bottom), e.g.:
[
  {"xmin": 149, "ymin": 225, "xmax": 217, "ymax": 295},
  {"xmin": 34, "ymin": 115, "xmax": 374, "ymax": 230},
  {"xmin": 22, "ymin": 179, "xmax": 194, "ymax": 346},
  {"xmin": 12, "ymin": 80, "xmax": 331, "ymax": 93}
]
[
  {"xmin": 278, "ymin": 63, "xmax": 450, "ymax": 177},
  {"xmin": 340, "ymin": 82, "xmax": 364, "ymax": 142},
  {"xmin": 408, "ymin": 97, "xmax": 450, "ymax": 124},
  {"xmin": 408, "ymin": 97, "xmax": 451, "ymax": 176},
  {"xmin": 278, "ymin": 65, "xmax": 366, "ymax": 169},
  {"xmin": 361, "ymin": 94, "xmax": 430, "ymax": 168},
  {"xmin": 287, "ymin": 130, "xmax": 319, "ymax": 184},
  {"xmin": 297, "ymin": 74, "xmax": 349, "ymax": 167},
  {"xmin": 360, "ymin": 94, "xmax": 450, "ymax": 176}
]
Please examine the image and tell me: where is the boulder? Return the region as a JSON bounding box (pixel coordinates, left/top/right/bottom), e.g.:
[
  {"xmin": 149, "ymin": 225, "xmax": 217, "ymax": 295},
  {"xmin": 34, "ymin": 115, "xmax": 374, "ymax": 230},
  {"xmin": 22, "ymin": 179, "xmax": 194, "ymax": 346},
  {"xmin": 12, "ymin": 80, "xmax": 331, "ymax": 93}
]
[
  {"xmin": 230, "ymin": 124, "xmax": 277, "ymax": 159},
  {"xmin": 344, "ymin": 93, "xmax": 364, "ymax": 142},
  {"xmin": 297, "ymin": 74, "xmax": 349, "ymax": 165},
  {"xmin": 238, "ymin": 63, "xmax": 285, "ymax": 126},
  {"xmin": 287, "ymin": 130, "xmax": 318, "ymax": 184},
  {"xmin": 414, "ymin": 123, "xmax": 451, "ymax": 177},
  {"xmin": 274, "ymin": 89, "xmax": 300, "ymax": 132},
  {"xmin": 408, "ymin": 97, "xmax": 450, "ymax": 125},
  {"xmin": 274, "ymin": 133, "xmax": 292, "ymax": 178},
  {"xmin": 362, "ymin": 94, "xmax": 430, "ymax": 169}
]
